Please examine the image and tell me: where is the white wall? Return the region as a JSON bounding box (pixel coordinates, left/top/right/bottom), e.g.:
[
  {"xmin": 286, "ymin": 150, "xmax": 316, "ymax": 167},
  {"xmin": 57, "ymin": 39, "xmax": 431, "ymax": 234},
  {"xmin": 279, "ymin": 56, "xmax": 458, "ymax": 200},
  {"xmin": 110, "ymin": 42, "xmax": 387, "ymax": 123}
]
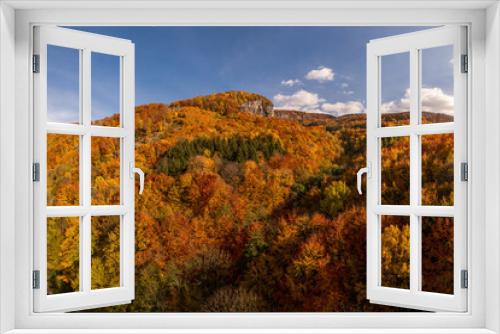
[
  {"xmin": 0, "ymin": 2, "xmax": 16, "ymax": 333},
  {"xmin": 0, "ymin": 2, "xmax": 497, "ymax": 332},
  {"xmin": 485, "ymin": 2, "xmax": 500, "ymax": 333}
]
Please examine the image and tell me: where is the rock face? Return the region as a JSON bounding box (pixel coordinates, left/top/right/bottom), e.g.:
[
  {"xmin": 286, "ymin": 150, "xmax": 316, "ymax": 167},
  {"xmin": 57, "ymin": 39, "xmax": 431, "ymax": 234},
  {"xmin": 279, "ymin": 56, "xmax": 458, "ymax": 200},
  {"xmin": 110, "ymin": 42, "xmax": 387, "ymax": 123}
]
[
  {"xmin": 240, "ymin": 99, "xmax": 275, "ymax": 117},
  {"xmin": 273, "ymin": 109, "xmax": 335, "ymax": 123}
]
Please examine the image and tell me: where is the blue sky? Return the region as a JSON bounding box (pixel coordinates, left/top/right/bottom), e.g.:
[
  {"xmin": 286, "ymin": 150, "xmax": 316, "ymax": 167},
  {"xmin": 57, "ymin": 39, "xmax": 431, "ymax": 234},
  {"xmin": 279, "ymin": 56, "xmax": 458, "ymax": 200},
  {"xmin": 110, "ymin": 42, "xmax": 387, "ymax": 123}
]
[{"xmin": 47, "ymin": 26, "xmax": 455, "ymax": 122}]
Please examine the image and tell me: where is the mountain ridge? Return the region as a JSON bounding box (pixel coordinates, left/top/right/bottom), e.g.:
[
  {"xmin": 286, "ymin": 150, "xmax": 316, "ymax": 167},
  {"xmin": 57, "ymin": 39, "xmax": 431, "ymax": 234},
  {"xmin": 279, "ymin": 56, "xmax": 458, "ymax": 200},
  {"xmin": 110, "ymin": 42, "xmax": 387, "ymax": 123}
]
[{"xmin": 164, "ymin": 90, "xmax": 453, "ymax": 124}]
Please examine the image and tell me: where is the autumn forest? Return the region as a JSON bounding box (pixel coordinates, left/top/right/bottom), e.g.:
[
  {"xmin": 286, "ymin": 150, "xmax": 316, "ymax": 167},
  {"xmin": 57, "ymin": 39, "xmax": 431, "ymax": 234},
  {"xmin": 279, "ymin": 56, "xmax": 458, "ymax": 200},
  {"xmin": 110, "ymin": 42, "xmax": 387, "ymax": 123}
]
[{"xmin": 46, "ymin": 91, "xmax": 454, "ymax": 312}]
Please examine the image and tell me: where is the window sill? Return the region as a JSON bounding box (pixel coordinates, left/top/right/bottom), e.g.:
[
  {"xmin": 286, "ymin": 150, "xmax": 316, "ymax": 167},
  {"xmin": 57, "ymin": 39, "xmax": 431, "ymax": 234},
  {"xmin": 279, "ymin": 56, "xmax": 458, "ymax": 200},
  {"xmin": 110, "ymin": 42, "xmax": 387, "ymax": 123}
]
[{"xmin": 3, "ymin": 329, "xmax": 497, "ymax": 334}]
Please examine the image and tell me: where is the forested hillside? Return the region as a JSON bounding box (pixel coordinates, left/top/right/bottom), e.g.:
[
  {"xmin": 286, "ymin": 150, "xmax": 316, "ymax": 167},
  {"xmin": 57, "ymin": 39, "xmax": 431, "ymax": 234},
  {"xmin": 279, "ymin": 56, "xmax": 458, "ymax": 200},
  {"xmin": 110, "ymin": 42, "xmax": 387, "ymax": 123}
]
[{"xmin": 47, "ymin": 91, "xmax": 454, "ymax": 312}]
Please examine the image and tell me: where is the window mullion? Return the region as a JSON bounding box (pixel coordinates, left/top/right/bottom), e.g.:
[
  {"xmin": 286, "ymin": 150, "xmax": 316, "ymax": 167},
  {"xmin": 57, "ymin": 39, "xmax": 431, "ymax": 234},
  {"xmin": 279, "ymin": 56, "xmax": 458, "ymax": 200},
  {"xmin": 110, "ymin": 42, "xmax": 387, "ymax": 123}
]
[
  {"xmin": 409, "ymin": 47, "xmax": 421, "ymax": 293},
  {"xmin": 80, "ymin": 48, "xmax": 92, "ymax": 293}
]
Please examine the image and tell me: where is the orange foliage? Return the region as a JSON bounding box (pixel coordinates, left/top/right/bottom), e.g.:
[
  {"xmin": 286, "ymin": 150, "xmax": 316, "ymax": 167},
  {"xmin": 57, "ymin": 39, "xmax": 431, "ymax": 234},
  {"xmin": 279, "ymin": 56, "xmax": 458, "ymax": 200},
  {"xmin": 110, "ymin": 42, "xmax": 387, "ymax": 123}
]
[{"xmin": 46, "ymin": 91, "xmax": 454, "ymax": 312}]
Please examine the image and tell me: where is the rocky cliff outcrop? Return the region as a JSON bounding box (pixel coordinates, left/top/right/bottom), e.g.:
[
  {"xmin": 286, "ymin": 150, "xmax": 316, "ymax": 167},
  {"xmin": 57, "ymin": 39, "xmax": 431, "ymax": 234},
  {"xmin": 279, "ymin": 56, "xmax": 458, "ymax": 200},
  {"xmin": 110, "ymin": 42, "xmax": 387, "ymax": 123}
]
[{"xmin": 239, "ymin": 99, "xmax": 274, "ymax": 117}]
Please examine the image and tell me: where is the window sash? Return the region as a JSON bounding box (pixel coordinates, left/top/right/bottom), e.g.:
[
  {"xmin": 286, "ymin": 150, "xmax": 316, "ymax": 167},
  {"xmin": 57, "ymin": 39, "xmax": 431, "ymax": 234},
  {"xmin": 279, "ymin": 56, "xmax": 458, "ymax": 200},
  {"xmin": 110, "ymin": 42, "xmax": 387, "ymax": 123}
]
[
  {"xmin": 366, "ymin": 25, "xmax": 468, "ymax": 312},
  {"xmin": 32, "ymin": 26, "xmax": 136, "ymax": 313}
]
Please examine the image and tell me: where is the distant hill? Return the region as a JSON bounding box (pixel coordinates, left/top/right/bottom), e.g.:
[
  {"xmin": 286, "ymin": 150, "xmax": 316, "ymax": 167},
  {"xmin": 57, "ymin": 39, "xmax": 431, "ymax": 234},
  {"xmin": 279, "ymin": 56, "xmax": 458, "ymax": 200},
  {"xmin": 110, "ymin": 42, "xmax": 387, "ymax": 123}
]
[
  {"xmin": 380, "ymin": 110, "xmax": 453, "ymax": 126},
  {"xmin": 169, "ymin": 90, "xmax": 274, "ymax": 116},
  {"xmin": 166, "ymin": 90, "xmax": 453, "ymax": 125},
  {"xmin": 272, "ymin": 109, "xmax": 334, "ymax": 125},
  {"xmin": 273, "ymin": 109, "xmax": 453, "ymax": 126}
]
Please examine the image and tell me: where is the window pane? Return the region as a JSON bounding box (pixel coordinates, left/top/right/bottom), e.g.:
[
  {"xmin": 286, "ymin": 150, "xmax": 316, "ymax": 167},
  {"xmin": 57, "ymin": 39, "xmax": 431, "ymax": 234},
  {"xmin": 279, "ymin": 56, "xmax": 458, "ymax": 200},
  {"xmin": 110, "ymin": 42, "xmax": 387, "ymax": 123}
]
[
  {"xmin": 381, "ymin": 215, "xmax": 410, "ymax": 289},
  {"xmin": 91, "ymin": 137, "xmax": 121, "ymax": 205},
  {"xmin": 91, "ymin": 52, "xmax": 121, "ymax": 126},
  {"xmin": 47, "ymin": 217, "xmax": 80, "ymax": 295},
  {"xmin": 422, "ymin": 217, "xmax": 454, "ymax": 294},
  {"xmin": 91, "ymin": 216, "xmax": 120, "ymax": 289},
  {"xmin": 421, "ymin": 45, "xmax": 454, "ymax": 124},
  {"xmin": 47, "ymin": 134, "xmax": 80, "ymax": 206},
  {"xmin": 381, "ymin": 137, "xmax": 410, "ymax": 205},
  {"xmin": 421, "ymin": 134, "xmax": 454, "ymax": 206},
  {"xmin": 47, "ymin": 45, "xmax": 80, "ymax": 124},
  {"xmin": 380, "ymin": 52, "xmax": 410, "ymax": 127}
]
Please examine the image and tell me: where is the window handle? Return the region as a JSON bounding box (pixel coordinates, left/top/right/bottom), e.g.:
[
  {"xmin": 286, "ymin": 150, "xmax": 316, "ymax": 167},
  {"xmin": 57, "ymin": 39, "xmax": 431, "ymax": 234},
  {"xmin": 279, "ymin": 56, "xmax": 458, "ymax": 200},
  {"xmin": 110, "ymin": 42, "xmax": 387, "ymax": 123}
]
[
  {"xmin": 130, "ymin": 162, "xmax": 145, "ymax": 195},
  {"xmin": 356, "ymin": 163, "xmax": 371, "ymax": 195}
]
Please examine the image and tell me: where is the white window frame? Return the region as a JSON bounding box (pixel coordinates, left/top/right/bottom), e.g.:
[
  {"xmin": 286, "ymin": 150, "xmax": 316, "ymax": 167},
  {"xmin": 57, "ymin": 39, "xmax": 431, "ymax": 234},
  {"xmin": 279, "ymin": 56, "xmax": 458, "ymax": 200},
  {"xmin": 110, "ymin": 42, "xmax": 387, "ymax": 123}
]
[
  {"xmin": 32, "ymin": 26, "xmax": 136, "ymax": 312},
  {"xmin": 0, "ymin": 1, "xmax": 499, "ymax": 333},
  {"xmin": 365, "ymin": 26, "xmax": 468, "ymax": 312}
]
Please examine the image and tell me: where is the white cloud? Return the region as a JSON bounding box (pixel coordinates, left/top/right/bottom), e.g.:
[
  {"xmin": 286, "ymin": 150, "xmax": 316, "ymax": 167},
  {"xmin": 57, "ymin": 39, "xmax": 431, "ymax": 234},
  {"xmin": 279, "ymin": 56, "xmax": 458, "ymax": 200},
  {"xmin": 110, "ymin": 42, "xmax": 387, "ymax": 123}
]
[
  {"xmin": 321, "ymin": 101, "xmax": 365, "ymax": 116},
  {"xmin": 380, "ymin": 100, "xmax": 407, "ymax": 114},
  {"xmin": 338, "ymin": 83, "xmax": 354, "ymax": 95},
  {"xmin": 274, "ymin": 88, "xmax": 367, "ymax": 117},
  {"xmin": 305, "ymin": 66, "xmax": 335, "ymax": 82},
  {"xmin": 380, "ymin": 87, "xmax": 454, "ymax": 115},
  {"xmin": 380, "ymin": 90, "xmax": 410, "ymax": 114},
  {"xmin": 274, "ymin": 89, "xmax": 366, "ymax": 116},
  {"xmin": 273, "ymin": 89, "xmax": 324, "ymax": 112},
  {"xmin": 421, "ymin": 87, "xmax": 454, "ymax": 114},
  {"xmin": 281, "ymin": 79, "xmax": 302, "ymax": 87}
]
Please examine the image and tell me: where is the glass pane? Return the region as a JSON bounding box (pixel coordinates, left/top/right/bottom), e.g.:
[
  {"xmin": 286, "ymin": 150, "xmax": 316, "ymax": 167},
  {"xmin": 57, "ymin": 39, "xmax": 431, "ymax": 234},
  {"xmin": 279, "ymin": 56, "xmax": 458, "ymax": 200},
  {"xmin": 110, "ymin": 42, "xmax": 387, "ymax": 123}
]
[
  {"xmin": 380, "ymin": 52, "xmax": 410, "ymax": 127},
  {"xmin": 91, "ymin": 52, "xmax": 121, "ymax": 126},
  {"xmin": 47, "ymin": 134, "xmax": 80, "ymax": 206},
  {"xmin": 421, "ymin": 134, "xmax": 454, "ymax": 206},
  {"xmin": 422, "ymin": 217, "xmax": 454, "ymax": 294},
  {"xmin": 421, "ymin": 45, "xmax": 454, "ymax": 124},
  {"xmin": 381, "ymin": 136, "xmax": 410, "ymax": 205},
  {"xmin": 91, "ymin": 216, "xmax": 120, "ymax": 289},
  {"xmin": 47, "ymin": 217, "xmax": 80, "ymax": 294},
  {"xmin": 47, "ymin": 45, "xmax": 80, "ymax": 124},
  {"xmin": 381, "ymin": 215, "xmax": 410, "ymax": 289},
  {"xmin": 91, "ymin": 137, "xmax": 121, "ymax": 205}
]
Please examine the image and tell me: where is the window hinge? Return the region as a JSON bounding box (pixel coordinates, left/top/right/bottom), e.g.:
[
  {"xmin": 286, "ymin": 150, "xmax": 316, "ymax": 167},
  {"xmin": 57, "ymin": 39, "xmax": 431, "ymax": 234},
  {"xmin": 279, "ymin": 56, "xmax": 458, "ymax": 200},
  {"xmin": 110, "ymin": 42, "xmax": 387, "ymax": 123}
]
[
  {"xmin": 461, "ymin": 54, "xmax": 468, "ymax": 73},
  {"xmin": 461, "ymin": 162, "xmax": 468, "ymax": 182},
  {"xmin": 32, "ymin": 162, "xmax": 40, "ymax": 182},
  {"xmin": 32, "ymin": 270, "xmax": 40, "ymax": 289},
  {"xmin": 32, "ymin": 54, "xmax": 40, "ymax": 73},
  {"xmin": 461, "ymin": 269, "xmax": 468, "ymax": 289}
]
